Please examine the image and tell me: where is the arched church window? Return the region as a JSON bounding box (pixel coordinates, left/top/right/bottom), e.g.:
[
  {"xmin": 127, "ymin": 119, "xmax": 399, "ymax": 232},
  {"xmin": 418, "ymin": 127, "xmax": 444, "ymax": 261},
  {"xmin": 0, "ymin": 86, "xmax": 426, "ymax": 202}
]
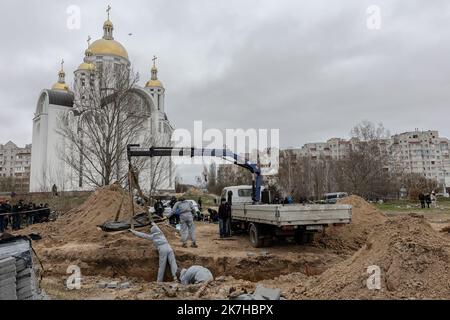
[{"xmin": 37, "ymin": 94, "xmax": 46, "ymax": 115}]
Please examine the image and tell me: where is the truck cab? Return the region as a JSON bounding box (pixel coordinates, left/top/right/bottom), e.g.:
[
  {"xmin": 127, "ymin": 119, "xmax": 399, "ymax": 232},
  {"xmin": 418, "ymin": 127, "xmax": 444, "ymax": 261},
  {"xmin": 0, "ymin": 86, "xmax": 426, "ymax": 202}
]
[{"xmin": 220, "ymin": 185, "xmax": 266, "ymax": 204}]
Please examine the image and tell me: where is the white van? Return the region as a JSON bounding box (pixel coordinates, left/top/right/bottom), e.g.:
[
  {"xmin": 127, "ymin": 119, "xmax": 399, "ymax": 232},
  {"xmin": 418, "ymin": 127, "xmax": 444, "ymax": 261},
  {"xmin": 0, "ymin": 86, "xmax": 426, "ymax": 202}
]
[
  {"xmin": 220, "ymin": 185, "xmax": 266, "ymax": 204},
  {"xmin": 323, "ymin": 192, "xmax": 348, "ymax": 204}
]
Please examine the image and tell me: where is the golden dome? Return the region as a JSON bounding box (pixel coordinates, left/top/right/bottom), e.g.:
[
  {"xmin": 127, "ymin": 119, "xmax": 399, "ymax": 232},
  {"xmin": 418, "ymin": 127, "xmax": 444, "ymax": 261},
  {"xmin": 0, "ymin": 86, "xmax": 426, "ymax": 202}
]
[
  {"xmin": 52, "ymin": 82, "xmax": 69, "ymax": 91},
  {"xmin": 146, "ymin": 79, "xmax": 163, "ymax": 88},
  {"xmin": 103, "ymin": 19, "xmax": 113, "ymax": 28},
  {"xmin": 88, "ymin": 38, "xmax": 129, "ymax": 59},
  {"xmin": 78, "ymin": 62, "xmax": 96, "ymax": 71}
]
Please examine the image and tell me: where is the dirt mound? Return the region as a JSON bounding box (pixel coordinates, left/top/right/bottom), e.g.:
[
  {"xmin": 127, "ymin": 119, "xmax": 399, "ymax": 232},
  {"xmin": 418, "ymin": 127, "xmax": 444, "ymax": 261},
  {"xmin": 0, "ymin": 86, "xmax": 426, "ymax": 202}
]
[
  {"xmin": 302, "ymin": 215, "xmax": 450, "ymax": 299},
  {"xmin": 314, "ymin": 196, "xmax": 387, "ymax": 254},
  {"xmin": 55, "ymin": 183, "xmax": 147, "ymax": 241}
]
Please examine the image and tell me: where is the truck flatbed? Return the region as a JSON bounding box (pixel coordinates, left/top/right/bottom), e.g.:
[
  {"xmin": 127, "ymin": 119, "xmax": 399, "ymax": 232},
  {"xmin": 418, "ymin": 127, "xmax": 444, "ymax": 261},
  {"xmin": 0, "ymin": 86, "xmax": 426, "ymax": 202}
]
[{"xmin": 232, "ymin": 203, "xmax": 352, "ymax": 226}]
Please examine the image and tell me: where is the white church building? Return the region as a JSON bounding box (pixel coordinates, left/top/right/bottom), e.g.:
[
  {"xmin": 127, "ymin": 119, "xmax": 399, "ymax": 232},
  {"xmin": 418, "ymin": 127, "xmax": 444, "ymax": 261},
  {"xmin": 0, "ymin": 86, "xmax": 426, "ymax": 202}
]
[{"xmin": 30, "ymin": 11, "xmax": 175, "ymax": 193}]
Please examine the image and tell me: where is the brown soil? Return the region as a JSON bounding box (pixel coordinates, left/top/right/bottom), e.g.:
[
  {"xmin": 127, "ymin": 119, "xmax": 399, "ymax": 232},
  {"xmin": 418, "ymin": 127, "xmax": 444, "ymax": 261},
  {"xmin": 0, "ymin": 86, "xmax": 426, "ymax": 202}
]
[
  {"xmin": 56, "ymin": 183, "xmax": 147, "ymax": 241},
  {"xmin": 313, "ymin": 195, "xmax": 387, "ymax": 254},
  {"xmin": 20, "ymin": 184, "xmax": 341, "ymax": 285},
  {"xmin": 290, "ymin": 215, "xmax": 450, "ymax": 299},
  {"xmin": 16, "ymin": 191, "xmax": 450, "ymax": 300}
]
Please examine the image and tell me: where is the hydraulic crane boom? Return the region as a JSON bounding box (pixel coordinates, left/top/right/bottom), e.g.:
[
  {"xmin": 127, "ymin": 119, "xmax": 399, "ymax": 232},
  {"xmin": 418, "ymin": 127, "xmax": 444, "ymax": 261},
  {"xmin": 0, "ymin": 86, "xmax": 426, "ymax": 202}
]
[{"xmin": 127, "ymin": 144, "xmax": 263, "ymax": 203}]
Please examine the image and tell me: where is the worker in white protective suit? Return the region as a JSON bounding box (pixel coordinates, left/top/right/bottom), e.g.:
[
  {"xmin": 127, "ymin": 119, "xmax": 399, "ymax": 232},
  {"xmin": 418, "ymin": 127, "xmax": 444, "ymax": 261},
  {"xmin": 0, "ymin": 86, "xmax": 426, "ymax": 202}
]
[
  {"xmin": 178, "ymin": 265, "xmax": 214, "ymax": 285},
  {"xmin": 172, "ymin": 198, "xmax": 197, "ymax": 248},
  {"xmin": 129, "ymin": 223, "xmax": 178, "ymax": 282}
]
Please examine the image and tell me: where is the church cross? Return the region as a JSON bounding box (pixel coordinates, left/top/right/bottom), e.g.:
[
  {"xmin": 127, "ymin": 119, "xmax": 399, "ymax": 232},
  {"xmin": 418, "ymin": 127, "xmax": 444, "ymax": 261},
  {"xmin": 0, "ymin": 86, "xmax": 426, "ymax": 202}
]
[
  {"xmin": 152, "ymin": 55, "xmax": 157, "ymax": 68},
  {"xmin": 61, "ymin": 59, "xmax": 64, "ymax": 71},
  {"xmin": 107, "ymin": 5, "xmax": 111, "ymax": 20},
  {"xmin": 87, "ymin": 35, "xmax": 91, "ymax": 46}
]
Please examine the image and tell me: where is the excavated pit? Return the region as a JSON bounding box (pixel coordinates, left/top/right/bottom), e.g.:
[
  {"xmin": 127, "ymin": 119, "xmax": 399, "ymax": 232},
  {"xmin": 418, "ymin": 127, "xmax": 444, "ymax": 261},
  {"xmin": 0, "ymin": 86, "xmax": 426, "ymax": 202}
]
[
  {"xmin": 15, "ymin": 189, "xmax": 450, "ymax": 299},
  {"xmin": 35, "ymin": 238, "xmax": 335, "ymax": 282},
  {"xmin": 21, "ymin": 184, "xmax": 342, "ymax": 283}
]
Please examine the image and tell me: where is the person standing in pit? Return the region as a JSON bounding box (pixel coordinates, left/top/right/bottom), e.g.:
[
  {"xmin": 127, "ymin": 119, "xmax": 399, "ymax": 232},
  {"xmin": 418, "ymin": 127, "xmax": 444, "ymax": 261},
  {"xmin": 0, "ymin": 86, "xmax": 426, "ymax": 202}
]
[{"xmin": 129, "ymin": 222, "xmax": 178, "ymax": 283}]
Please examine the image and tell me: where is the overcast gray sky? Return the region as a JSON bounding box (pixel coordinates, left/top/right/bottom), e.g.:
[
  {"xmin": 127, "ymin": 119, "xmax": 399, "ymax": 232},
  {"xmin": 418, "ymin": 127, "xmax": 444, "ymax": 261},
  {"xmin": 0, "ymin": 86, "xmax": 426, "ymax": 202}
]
[{"xmin": 1, "ymin": 0, "xmax": 450, "ymax": 183}]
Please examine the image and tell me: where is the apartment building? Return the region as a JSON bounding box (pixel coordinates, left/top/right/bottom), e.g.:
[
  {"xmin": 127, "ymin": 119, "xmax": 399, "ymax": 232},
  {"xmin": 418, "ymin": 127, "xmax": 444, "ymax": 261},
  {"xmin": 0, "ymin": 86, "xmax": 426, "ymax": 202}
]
[
  {"xmin": 0, "ymin": 141, "xmax": 32, "ymax": 192},
  {"xmin": 390, "ymin": 130, "xmax": 450, "ymax": 188},
  {"xmin": 287, "ymin": 138, "xmax": 352, "ymax": 160},
  {"xmin": 283, "ymin": 130, "xmax": 450, "ymax": 191}
]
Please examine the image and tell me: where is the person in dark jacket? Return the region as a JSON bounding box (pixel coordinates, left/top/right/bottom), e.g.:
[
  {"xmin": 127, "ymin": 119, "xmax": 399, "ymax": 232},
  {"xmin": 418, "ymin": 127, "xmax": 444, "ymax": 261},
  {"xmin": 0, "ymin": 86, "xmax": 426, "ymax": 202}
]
[
  {"xmin": 154, "ymin": 199, "xmax": 164, "ymax": 217},
  {"xmin": 208, "ymin": 208, "xmax": 219, "ymax": 223},
  {"xmin": 168, "ymin": 197, "xmax": 179, "ymax": 225},
  {"xmin": 52, "ymin": 184, "xmax": 58, "ymax": 197},
  {"xmin": 12, "ymin": 200, "xmax": 23, "ymax": 230},
  {"xmin": 227, "ymin": 190, "xmax": 233, "ymax": 206},
  {"xmin": 418, "ymin": 193, "xmax": 425, "ymax": 209},
  {"xmin": 425, "ymin": 193, "xmax": 431, "ymax": 208},
  {"xmin": 3, "ymin": 201, "xmax": 11, "ymax": 230},
  {"xmin": 218, "ymin": 198, "xmax": 231, "ymax": 238},
  {"xmin": 0, "ymin": 202, "xmax": 5, "ymax": 233}
]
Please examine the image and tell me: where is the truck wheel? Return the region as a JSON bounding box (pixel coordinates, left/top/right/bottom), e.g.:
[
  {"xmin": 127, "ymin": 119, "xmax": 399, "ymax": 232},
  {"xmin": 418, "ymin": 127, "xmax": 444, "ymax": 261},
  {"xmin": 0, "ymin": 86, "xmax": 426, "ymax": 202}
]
[
  {"xmin": 249, "ymin": 223, "xmax": 264, "ymax": 248},
  {"xmin": 294, "ymin": 230, "xmax": 307, "ymax": 245},
  {"xmin": 306, "ymin": 232, "xmax": 315, "ymax": 244}
]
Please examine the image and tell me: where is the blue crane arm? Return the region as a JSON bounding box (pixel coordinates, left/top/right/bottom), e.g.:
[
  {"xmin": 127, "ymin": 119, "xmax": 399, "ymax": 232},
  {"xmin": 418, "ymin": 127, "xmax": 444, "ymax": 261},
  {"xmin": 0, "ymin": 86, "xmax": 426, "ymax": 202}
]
[{"xmin": 127, "ymin": 145, "xmax": 263, "ymax": 203}]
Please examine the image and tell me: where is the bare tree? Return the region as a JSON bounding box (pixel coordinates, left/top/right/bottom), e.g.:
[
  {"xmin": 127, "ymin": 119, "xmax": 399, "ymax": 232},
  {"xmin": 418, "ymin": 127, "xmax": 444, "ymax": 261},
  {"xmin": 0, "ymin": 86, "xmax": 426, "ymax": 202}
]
[
  {"xmin": 278, "ymin": 151, "xmax": 336, "ymax": 201},
  {"xmin": 0, "ymin": 176, "xmax": 15, "ymax": 192},
  {"xmin": 56, "ymin": 63, "xmax": 152, "ymax": 189},
  {"xmin": 206, "ymin": 162, "xmax": 219, "ymax": 194},
  {"xmin": 400, "ymin": 173, "xmax": 438, "ymax": 200},
  {"xmin": 334, "ymin": 121, "xmax": 397, "ymax": 199},
  {"xmin": 215, "ymin": 163, "xmax": 252, "ymax": 194},
  {"xmin": 138, "ymin": 134, "xmax": 174, "ymax": 199}
]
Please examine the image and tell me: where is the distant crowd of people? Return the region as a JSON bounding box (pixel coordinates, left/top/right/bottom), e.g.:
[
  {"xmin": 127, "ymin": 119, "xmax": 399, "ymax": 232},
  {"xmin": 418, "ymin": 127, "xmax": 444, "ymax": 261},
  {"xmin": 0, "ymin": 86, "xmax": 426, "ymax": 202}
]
[
  {"xmin": 0, "ymin": 200, "xmax": 50, "ymax": 233},
  {"xmin": 418, "ymin": 191, "xmax": 437, "ymax": 209}
]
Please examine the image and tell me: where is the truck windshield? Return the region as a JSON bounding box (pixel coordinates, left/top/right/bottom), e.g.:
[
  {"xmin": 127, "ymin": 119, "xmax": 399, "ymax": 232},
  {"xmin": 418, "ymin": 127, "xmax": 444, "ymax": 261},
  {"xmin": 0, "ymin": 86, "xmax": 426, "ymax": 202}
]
[{"xmin": 238, "ymin": 189, "xmax": 253, "ymax": 197}]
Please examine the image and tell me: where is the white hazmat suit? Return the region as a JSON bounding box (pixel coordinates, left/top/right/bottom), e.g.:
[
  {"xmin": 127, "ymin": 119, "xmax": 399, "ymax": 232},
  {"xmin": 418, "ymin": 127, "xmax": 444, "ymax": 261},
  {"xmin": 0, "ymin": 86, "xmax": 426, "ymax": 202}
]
[
  {"xmin": 130, "ymin": 224, "xmax": 178, "ymax": 282},
  {"xmin": 172, "ymin": 200, "xmax": 197, "ymax": 247},
  {"xmin": 180, "ymin": 265, "xmax": 214, "ymax": 285}
]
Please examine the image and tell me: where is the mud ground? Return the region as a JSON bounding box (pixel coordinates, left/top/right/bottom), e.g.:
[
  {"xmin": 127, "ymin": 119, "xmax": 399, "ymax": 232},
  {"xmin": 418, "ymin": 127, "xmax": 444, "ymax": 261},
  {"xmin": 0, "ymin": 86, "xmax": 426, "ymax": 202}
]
[{"xmin": 14, "ymin": 190, "xmax": 450, "ymax": 300}]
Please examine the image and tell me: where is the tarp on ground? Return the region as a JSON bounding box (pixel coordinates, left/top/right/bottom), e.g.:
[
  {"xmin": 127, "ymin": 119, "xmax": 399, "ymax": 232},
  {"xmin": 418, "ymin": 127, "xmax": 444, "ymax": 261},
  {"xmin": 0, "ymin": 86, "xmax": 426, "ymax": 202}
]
[{"xmin": 98, "ymin": 212, "xmax": 165, "ymax": 232}]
